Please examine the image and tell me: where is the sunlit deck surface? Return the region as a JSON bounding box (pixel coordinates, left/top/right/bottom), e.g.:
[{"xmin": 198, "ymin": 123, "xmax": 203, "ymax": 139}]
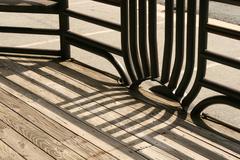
[{"xmin": 0, "ymin": 56, "xmax": 239, "ymax": 160}]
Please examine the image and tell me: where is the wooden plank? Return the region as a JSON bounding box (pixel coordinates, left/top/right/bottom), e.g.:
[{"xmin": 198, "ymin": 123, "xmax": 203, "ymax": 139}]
[
  {"xmin": 0, "ymin": 102, "xmax": 85, "ymax": 160},
  {"xmin": 0, "ymin": 89, "xmax": 118, "ymax": 160},
  {"xmin": 0, "ymin": 58, "xmax": 151, "ymax": 145},
  {"xmin": 0, "ymin": 140, "xmax": 25, "ymax": 160},
  {"xmin": 138, "ymin": 146, "xmax": 179, "ymax": 160},
  {"xmin": 0, "ymin": 76, "xmax": 147, "ymax": 159},
  {"xmin": 3, "ymin": 57, "xmax": 240, "ymax": 160},
  {"xmin": 30, "ymin": 59, "xmax": 240, "ymax": 159},
  {"xmin": 55, "ymin": 58, "xmax": 240, "ymax": 150},
  {"xmin": 62, "ymin": 136, "xmax": 117, "ymax": 160},
  {"xmin": 51, "ymin": 62, "xmax": 239, "ymax": 158},
  {"xmin": 0, "ymin": 120, "xmax": 54, "ymax": 160},
  {"xmin": 60, "ymin": 60, "xmax": 240, "ymax": 157},
  {"xmin": 0, "ymin": 58, "xmax": 155, "ymax": 153},
  {"xmin": 0, "ymin": 86, "xmax": 76, "ymax": 142},
  {"xmin": 0, "ymin": 59, "xmax": 153, "ymax": 158}
]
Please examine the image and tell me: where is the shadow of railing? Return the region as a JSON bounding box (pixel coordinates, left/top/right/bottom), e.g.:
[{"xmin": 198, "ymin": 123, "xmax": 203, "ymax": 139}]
[
  {"xmin": 0, "ymin": 57, "xmax": 239, "ymax": 159},
  {"xmin": 0, "ymin": 0, "xmax": 239, "ymax": 143}
]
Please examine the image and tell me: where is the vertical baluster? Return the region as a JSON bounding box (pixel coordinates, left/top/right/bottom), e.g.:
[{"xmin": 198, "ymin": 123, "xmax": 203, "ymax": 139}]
[
  {"xmin": 149, "ymin": 0, "xmax": 159, "ymax": 79},
  {"xmin": 175, "ymin": 0, "xmax": 197, "ymax": 98},
  {"xmin": 129, "ymin": 0, "xmax": 144, "ymax": 79},
  {"xmin": 161, "ymin": 0, "xmax": 174, "ymax": 84},
  {"xmin": 121, "ymin": 0, "xmax": 138, "ymax": 82},
  {"xmin": 168, "ymin": 0, "xmax": 185, "ymax": 90},
  {"xmin": 139, "ymin": 0, "xmax": 151, "ymax": 78},
  {"xmin": 182, "ymin": 0, "xmax": 209, "ymax": 109}
]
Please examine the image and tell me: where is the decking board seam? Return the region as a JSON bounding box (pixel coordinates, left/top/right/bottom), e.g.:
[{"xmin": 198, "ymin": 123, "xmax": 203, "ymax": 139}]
[
  {"xmin": 48, "ymin": 59, "xmax": 240, "ymax": 157},
  {"xmin": 0, "ymin": 102, "xmax": 87, "ymax": 160},
  {"xmin": 0, "ymin": 57, "xmax": 157, "ymax": 159},
  {"xmin": 0, "ymin": 56, "xmax": 238, "ymax": 159},
  {"xmin": 0, "ymin": 82, "xmax": 119, "ymax": 160},
  {"xmin": 0, "ymin": 68, "xmax": 147, "ymax": 160},
  {"xmin": 0, "ymin": 124, "xmax": 28, "ymax": 160}
]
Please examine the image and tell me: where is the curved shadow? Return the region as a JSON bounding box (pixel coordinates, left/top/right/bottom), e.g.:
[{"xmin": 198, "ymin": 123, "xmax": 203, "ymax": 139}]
[{"xmin": 0, "ymin": 57, "xmax": 239, "ymax": 159}]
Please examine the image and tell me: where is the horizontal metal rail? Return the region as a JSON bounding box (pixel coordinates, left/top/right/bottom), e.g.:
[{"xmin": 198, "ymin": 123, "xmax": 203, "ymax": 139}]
[
  {"xmin": 207, "ymin": 24, "xmax": 240, "ymax": 40},
  {"xmin": 203, "ymin": 50, "xmax": 240, "ymax": 69},
  {"xmin": 200, "ymin": 79, "xmax": 240, "ymax": 100},
  {"xmin": 0, "ymin": 5, "xmax": 59, "ymax": 13},
  {"xmin": 65, "ymin": 9, "xmax": 121, "ymax": 31},
  {"xmin": 210, "ymin": 0, "xmax": 240, "ymax": 6},
  {"xmin": 65, "ymin": 31, "xmax": 122, "ymax": 56},
  {"xmin": 0, "ymin": 26, "xmax": 60, "ymax": 35},
  {"xmin": 0, "ymin": 46, "xmax": 60, "ymax": 56},
  {"xmin": 93, "ymin": 0, "xmax": 121, "ymax": 7}
]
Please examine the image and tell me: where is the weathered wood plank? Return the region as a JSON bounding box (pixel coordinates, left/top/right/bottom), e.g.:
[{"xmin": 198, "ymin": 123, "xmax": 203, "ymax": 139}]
[
  {"xmin": 29, "ymin": 59, "xmax": 240, "ymax": 159},
  {"xmin": 0, "ymin": 88, "xmax": 118, "ymax": 160},
  {"xmin": 0, "ymin": 103, "xmax": 85, "ymax": 160},
  {"xmin": 138, "ymin": 146, "xmax": 179, "ymax": 160},
  {"xmin": 0, "ymin": 76, "xmax": 146, "ymax": 160},
  {"xmin": 0, "ymin": 58, "xmax": 155, "ymax": 152},
  {"xmin": 1, "ymin": 57, "xmax": 240, "ymax": 160},
  {"xmin": 0, "ymin": 87, "xmax": 76, "ymax": 142},
  {"xmin": 3, "ymin": 57, "xmax": 240, "ymax": 159},
  {"xmin": 62, "ymin": 136, "xmax": 117, "ymax": 160},
  {"xmin": 60, "ymin": 60, "xmax": 240, "ymax": 157},
  {"xmin": 0, "ymin": 62, "xmax": 153, "ymax": 158},
  {"xmin": 0, "ymin": 139, "xmax": 25, "ymax": 160},
  {"xmin": 0, "ymin": 120, "xmax": 54, "ymax": 160}
]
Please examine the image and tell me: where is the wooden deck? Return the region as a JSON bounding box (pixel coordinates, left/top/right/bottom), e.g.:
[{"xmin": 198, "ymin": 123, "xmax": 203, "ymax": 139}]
[{"xmin": 0, "ymin": 56, "xmax": 239, "ymax": 160}]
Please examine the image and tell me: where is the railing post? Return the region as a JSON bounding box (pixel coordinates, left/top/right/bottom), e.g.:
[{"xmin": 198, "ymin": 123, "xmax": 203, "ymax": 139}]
[{"xmin": 59, "ymin": 0, "xmax": 70, "ymax": 60}]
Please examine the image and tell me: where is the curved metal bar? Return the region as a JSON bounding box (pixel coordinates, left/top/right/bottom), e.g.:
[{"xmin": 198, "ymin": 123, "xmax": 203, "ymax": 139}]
[
  {"xmin": 182, "ymin": 0, "xmax": 209, "ymax": 109},
  {"xmin": 129, "ymin": 0, "xmax": 144, "ymax": 79},
  {"xmin": 148, "ymin": 0, "xmax": 159, "ymax": 79},
  {"xmin": 168, "ymin": 0, "xmax": 185, "ymax": 90},
  {"xmin": 138, "ymin": 0, "xmax": 150, "ymax": 78},
  {"xmin": 191, "ymin": 95, "xmax": 240, "ymax": 144},
  {"xmin": 120, "ymin": 0, "xmax": 138, "ymax": 83},
  {"xmin": 65, "ymin": 33, "xmax": 130, "ymax": 85},
  {"xmin": 175, "ymin": 0, "xmax": 197, "ymax": 98},
  {"xmin": 160, "ymin": 0, "xmax": 174, "ymax": 84},
  {"xmin": 106, "ymin": 53, "xmax": 131, "ymax": 85}
]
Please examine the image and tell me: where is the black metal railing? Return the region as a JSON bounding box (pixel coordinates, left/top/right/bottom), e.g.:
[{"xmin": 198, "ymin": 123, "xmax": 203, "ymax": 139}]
[
  {"xmin": 0, "ymin": 0, "xmax": 239, "ymax": 135},
  {"xmin": 62, "ymin": 0, "xmax": 240, "ymax": 135},
  {"xmin": 0, "ymin": 0, "xmax": 68, "ymax": 58},
  {"xmin": 183, "ymin": 0, "xmax": 240, "ymax": 137}
]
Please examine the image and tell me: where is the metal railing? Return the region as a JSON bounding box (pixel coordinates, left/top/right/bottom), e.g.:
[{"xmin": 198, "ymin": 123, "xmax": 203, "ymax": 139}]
[
  {"xmin": 0, "ymin": 0, "xmax": 239, "ymax": 134},
  {"xmin": 0, "ymin": 0, "xmax": 68, "ymax": 58},
  {"xmin": 185, "ymin": 0, "xmax": 240, "ymax": 136},
  {"xmin": 62, "ymin": 0, "xmax": 240, "ymax": 134}
]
